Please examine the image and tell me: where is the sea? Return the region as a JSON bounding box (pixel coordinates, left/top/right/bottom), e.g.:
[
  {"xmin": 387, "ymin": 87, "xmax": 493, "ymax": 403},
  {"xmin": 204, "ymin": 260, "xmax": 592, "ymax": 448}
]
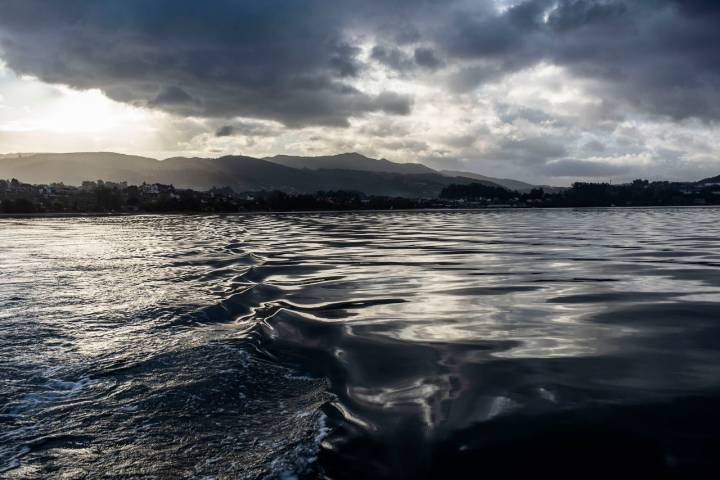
[{"xmin": 1, "ymin": 208, "xmax": 720, "ymax": 478}]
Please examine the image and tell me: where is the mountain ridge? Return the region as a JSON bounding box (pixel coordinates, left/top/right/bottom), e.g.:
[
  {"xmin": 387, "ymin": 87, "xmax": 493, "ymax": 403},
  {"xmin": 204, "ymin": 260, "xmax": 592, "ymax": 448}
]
[
  {"xmin": 440, "ymin": 169, "xmax": 564, "ymax": 193},
  {"xmin": 264, "ymin": 152, "xmax": 437, "ymax": 175},
  {"xmin": 0, "ymin": 152, "xmax": 497, "ymax": 198}
]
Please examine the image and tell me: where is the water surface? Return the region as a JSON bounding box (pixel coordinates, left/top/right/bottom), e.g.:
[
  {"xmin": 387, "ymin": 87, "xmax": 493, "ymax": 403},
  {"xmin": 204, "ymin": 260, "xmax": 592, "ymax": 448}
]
[{"xmin": 2, "ymin": 209, "xmax": 720, "ymax": 478}]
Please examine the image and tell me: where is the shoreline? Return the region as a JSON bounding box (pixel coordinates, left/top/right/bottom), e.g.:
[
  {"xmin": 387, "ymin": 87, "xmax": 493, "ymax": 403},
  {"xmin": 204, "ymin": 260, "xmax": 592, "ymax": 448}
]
[{"xmin": 1, "ymin": 204, "xmax": 718, "ymax": 219}]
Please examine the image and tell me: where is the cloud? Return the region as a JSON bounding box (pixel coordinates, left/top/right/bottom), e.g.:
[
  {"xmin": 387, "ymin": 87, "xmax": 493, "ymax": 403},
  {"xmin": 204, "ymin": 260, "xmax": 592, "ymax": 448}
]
[
  {"xmin": 0, "ymin": 0, "xmax": 719, "ymax": 184},
  {"xmin": 543, "ymin": 159, "xmax": 632, "ymax": 177},
  {"xmin": 215, "ymin": 126, "xmax": 234, "ymax": 137},
  {"xmin": 214, "ymin": 120, "xmax": 279, "ymax": 138},
  {"xmin": 0, "ymin": 0, "xmax": 415, "ymax": 127},
  {"xmin": 435, "ymin": 0, "xmax": 720, "ymax": 121},
  {"xmin": 495, "ymin": 104, "xmax": 556, "ymax": 125},
  {"xmin": 414, "ymin": 48, "xmax": 444, "ymax": 70},
  {"xmin": 488, "ymin": 137, "xmax": 569, "ymax": 164},
  {"xmin": 1, "ymin": 0, "xmax": 719, "ymax": 124},
  {"xmin": 582, "ymin": 139, "xmax": 606, "ymax": 153},
  {"xmin": 150, "ymin": 86, "xmax": 195, "ymax": 107},
  {"xmin": 371, "ymin": 46, "xmax": 415, "ymax": 72},
  {"xmin": 371, "ymin": 45, "xmax": 445, "ymax": 73}
]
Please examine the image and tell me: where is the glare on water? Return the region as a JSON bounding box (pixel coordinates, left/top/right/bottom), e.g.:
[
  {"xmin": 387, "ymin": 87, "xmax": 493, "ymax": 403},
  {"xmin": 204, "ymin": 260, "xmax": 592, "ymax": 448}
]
[{"xmin": 2, "ymin": 209, "xmax": 720, "ymax": 478}]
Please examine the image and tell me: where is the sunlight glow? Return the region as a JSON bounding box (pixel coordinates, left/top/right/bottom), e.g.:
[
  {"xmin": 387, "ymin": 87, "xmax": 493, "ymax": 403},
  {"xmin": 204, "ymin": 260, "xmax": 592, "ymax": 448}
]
[{"xmin": 2, "ymin": 83, "xmax": 148, "ymax": 134}]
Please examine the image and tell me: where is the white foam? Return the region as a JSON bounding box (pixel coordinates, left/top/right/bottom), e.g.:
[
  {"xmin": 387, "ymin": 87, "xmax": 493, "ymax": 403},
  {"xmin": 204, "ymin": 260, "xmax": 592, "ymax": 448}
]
[
  {"xmin": 538, "ymin": 387, "xmax": 557, "ymax": 403},
  {"xmin": 9, "ymin": 376, "xmax": 98, "ymax": 415},
  {"xmin": 485, "ymin": 396, "xmax": 519, "ymax": 420},
  {"xmin": 264, "ymin": 411, "xmax": 330, "ymax": 480}
]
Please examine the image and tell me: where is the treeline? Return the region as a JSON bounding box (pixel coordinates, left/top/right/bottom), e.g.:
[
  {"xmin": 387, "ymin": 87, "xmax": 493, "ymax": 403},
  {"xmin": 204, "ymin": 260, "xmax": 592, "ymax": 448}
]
[
  {"xmin": 556, "ymin": 180, "xmax": 714, "ymax": 207},
  {"xmin": 440, "ymin": 179, "xmax": 720, "ymax": 207},
  {"xmin": 241, "ymin": 191, "xmax": 425, "ymax": 211},
  {"xmin": 0, "ymin": 183, "xmax": 445, "ymax": 214},
  {"xmin": 0, "ymin": 198, "xmax": 38, "ymax": 213},
  {"xmin": 137, "ymin": 190, "xmax": 431, "ymax": 213},
  {"xmin": 4, "ymin": 177, "xmax": 720, "ymax": 214},
  {"xmin": 439, "ymin": 183, "xmax": 515, "ymax": 202}
]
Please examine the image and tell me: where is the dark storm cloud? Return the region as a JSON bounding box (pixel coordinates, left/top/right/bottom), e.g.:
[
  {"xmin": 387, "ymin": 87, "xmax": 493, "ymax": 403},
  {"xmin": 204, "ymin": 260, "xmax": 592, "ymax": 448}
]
[
  {"xmin": 368, "ymin": 0, "xmax": 720, "ymax": 124},
  {"xmin": 545, "ymin": 0, "xmax": 628, "ymax": 32},
  {"xmin": 413, "ymin": 48, "xmax": 444, "ymax": 70},
  {"xmin": 214, "ymin": 121, "xmax": 277, "ymax": 138},
  {"xmin": 433, "ymin": 0, "xmax": 720, "ymax": 121},
  {"xmin": 371, "ymin": 45, "xmax": 444, "ymax": 72},
  {"xmin": 542, "ymin": 1, "xmax": 720, "ymax": 120},
  {"xmin": 215, "ymin": 126, "xmax": 234, "ymax": 138},
  {"xmin": 445, "ymin": 12, "xmax": 526, "ymax": 59},
  {"xmin": 0, "ymin": 0, "xmax": 718, "ymax": 125},
  {"xmin": 150, "ymin": 86, "xmax": 195, "ymax": 106},
  {"xmin": 371, "ymin": 46, "xmax": 416, "ymax": 72},
  {"xmin": 0, "ymin": 0, "xmax": 414, "ymax": 127}
]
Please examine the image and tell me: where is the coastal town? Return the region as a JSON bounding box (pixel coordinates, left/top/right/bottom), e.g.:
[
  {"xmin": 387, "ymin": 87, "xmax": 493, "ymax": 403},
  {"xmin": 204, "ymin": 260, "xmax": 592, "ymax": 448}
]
[
  {"xmin": 0, "ymin": 178, "xmax": 448, "ymax": 213},
  {"xmin": 1, "ymin": 176, "xmax": 720, "ymax": 214}
]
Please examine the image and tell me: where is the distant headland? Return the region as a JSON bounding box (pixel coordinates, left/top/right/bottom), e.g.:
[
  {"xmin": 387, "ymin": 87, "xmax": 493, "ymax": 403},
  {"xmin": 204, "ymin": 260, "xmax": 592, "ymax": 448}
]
[
  {"xmin": 2, "ymin": 176, "xmax": 719, "ymax": 215},
  {"xmin": 1, "ymin": 152, "xmax": 719, "ymax": 214}
]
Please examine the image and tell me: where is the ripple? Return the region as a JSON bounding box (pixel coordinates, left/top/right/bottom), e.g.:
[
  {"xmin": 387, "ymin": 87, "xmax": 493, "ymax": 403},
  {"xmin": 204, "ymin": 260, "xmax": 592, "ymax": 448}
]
[{"xmin": 2, "ymin": 209, "xmax": 720, "ymax": 478}]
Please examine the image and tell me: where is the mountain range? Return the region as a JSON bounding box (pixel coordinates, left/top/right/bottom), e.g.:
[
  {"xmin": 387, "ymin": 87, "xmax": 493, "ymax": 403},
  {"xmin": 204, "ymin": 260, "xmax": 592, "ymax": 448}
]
[{"xmin": 0, "ymin": 151, "xmax": 547, "ymax": 197}]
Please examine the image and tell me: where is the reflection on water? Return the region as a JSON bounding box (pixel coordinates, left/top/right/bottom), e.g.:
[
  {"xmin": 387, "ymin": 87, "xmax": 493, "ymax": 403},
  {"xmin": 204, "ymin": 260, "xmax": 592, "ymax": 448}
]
[{"xmin": 2, "ymin": 209, "xmax": 720, "ymax": 478}]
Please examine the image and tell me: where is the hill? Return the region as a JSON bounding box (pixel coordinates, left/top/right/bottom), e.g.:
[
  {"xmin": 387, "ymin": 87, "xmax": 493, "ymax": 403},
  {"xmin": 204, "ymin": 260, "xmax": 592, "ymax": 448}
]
[
  {"xmin": 698, "ymin": 175, "xmax": 720, "ymax": 185},
  {"xmin": 440, "ymin": 170, "xmax": 557, "ymax": 193},
  {"xmin": 265, "ymin": 152, "xmax": 435, "ymax": 175},
  {"xmin": 0, "ymin": 152, "xmax": 490, "ymax": 198},
  {"xmin": 0, "ymin": 152, "xmax": 162, "ymax": 186}
]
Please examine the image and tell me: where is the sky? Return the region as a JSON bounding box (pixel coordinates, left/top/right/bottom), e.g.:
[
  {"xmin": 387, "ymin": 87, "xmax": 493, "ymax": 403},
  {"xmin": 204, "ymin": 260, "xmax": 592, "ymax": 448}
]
[{"xmin": 0, "ymin": 0, "xmax": 719, "ymax": 185}]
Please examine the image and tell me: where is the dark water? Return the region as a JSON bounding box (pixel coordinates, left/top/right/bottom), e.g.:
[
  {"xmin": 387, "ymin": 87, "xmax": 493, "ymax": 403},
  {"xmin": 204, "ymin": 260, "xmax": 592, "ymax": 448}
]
[{"xmin": 2, "ymin": 209, "xmax": 720, "ymax": 479}]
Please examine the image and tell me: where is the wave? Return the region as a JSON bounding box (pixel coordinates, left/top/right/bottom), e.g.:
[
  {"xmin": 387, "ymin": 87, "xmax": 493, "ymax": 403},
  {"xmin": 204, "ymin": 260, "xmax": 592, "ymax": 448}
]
[{"xmin": 2, "ymin": 210, "xmax": 720, "ymax": 478}]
